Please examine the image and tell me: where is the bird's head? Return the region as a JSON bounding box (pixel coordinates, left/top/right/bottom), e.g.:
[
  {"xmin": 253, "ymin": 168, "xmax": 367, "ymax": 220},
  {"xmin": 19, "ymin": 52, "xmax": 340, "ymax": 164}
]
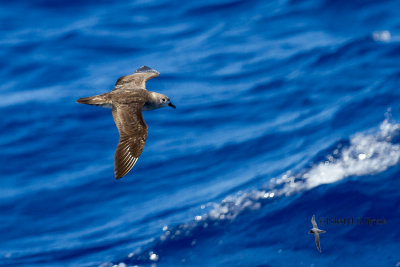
[
  {"xmin": 154, "ymin": 92, "xmax": 176, "ymax": 109},
  {"xmin": 145, "ymin": 92, "xmax": 176, "ymax": 110}
]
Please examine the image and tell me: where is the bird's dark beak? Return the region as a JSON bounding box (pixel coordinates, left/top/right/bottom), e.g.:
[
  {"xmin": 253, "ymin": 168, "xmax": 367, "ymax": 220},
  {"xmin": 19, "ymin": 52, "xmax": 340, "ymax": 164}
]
[{"xmin": 168, "ymin": 102, "xmax": 176, "ymax": 109}]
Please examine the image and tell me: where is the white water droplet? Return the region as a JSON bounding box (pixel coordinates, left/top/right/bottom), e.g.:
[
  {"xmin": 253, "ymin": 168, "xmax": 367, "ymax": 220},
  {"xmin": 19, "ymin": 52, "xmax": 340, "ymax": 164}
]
[
  {"xmin": 149, "ymin": 252, "xmax": 159, "ymax": 262},
  {"xmin": 372, "ymin": 30, "xmax": 391, "ymax": 42}
]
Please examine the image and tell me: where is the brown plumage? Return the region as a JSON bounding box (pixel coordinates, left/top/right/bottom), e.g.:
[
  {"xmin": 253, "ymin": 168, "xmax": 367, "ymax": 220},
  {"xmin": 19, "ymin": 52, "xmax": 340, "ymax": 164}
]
[{"xmin": 77, "ymin": 66, "xmax": 176, "ymax": 179}]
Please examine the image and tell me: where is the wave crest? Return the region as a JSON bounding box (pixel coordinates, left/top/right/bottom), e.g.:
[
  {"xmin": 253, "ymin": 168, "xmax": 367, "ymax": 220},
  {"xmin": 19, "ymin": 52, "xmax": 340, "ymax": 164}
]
[{"xmin": 110, "ymin": 119, "xmax": 400, "ymax": 266}]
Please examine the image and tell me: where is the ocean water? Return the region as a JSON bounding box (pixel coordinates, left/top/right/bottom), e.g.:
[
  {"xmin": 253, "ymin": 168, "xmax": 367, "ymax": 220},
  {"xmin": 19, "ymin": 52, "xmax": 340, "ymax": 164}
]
[{"xmin": 1, "ymin": 0, "xmax": 400, "ymax": 266}]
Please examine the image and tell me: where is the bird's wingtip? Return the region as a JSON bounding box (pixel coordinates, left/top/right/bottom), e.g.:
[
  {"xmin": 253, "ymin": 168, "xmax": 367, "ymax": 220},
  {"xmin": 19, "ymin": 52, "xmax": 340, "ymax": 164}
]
[
  {"xmin": 135, "ymin": 66, "xmax": 160, "ymax": 74},
  {"xmin": 115, "ymin": 171, "xmax": 123, "ymax": 180}
]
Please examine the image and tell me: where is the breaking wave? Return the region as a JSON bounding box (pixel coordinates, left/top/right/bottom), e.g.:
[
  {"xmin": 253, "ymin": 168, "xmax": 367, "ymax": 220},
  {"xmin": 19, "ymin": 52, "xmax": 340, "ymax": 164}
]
[{"xmin": 103, "ymin": 119, "xmax": 400, "ymax": 266}]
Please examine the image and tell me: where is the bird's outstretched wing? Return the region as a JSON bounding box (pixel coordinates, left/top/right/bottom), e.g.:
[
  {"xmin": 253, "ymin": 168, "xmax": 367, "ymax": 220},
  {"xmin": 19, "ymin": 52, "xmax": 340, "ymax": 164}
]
[
  {"xmin": 314, "ymin": 233, "xmax": 322, "ymax": 252},
  {"xmin": 312, "ymin": 215, "xmax": 318, "ymax": 229},
  {"xmin": 114, "ymin": 66, "xmax": 160, "ymax": 90},
  {"xmin": 112, "ymin": 103, "xmax": 148, "ymax": 179}
]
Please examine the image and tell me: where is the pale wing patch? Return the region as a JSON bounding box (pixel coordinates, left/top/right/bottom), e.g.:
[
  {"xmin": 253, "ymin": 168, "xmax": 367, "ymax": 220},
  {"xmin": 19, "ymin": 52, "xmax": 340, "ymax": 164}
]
[{"xmin": 312, "ymin": 215, "xmax": 318, "ymax": 228}]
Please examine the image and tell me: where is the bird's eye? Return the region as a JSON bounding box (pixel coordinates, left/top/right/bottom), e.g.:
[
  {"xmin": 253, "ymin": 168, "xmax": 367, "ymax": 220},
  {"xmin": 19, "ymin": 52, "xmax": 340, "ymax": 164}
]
[{"xmin": 162, "ymin": 98, "xmax": 166, "ymax": 102}]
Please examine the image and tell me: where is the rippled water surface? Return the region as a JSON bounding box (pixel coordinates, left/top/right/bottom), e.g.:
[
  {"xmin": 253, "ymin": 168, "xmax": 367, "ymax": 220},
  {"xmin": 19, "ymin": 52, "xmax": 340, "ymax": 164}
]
[{"xmin": 1, "ymin": 0, "xmax": 400, "ymax": 266}]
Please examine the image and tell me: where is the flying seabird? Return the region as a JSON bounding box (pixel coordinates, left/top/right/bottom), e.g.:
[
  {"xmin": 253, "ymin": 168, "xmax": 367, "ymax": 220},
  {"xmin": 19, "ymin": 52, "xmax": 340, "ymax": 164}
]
[
  {"xmin": 77, "ymin": 66, "xmax": 176, "ymax": 180},
  {"xmin": 309, "ymin": 215, "xmax": 326, "ymax": 253}
]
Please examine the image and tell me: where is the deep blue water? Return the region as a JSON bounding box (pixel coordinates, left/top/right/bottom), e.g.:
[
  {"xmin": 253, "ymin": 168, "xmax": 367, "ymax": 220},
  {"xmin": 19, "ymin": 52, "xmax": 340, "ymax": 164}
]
[{"xmin": 1, "ymin": 0, "xmax": 400, "ymax": 266}]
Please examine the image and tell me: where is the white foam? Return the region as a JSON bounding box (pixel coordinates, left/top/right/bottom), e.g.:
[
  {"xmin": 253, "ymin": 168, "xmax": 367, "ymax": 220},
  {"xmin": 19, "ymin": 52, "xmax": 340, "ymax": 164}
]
[
  {"xmin": 204, "ymin": 119, "xmax": 400, "ymax": 220},
  {"xmin": 149, "ymin": 251, "xmax": 159, "ymax": 262},
  {"xmin": 372, "ymin": 30, "xmax": 391, "ymax": 42},
  {"xmin": 280, "ymin": 119, "xmax": 400, "ymax": 194},
  {"xmin": 123, "ymin": 120, "xmax": 400, "ymax": 263}
]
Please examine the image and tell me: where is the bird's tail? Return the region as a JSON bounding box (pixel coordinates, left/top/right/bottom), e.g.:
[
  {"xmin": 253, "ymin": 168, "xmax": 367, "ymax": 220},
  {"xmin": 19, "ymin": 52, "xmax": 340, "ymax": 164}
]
[{"xmin": 76, "ymin": 93, "xmax": 112, "ymax": 108}]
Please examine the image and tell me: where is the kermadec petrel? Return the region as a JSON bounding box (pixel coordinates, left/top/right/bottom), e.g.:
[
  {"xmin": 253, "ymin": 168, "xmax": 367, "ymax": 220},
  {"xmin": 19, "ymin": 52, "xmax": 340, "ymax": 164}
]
[
  {"xmin": 77, "ymin": 66, "xmax": 176, "ymax": 180},
  {"xmin": 309, "ymin": 215, "xmax": 326, "ymax": 253}
]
